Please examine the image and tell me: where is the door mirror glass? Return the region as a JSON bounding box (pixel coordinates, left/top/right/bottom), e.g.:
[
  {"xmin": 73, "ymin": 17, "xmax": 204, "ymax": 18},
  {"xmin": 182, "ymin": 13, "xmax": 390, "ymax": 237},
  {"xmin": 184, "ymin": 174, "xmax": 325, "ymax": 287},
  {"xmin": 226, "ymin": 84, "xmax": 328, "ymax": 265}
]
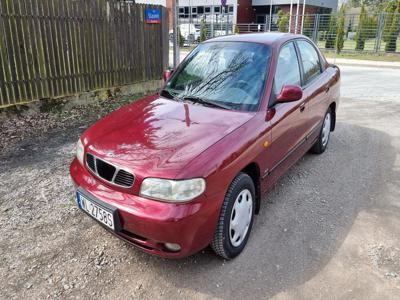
[
  {"xmin": 163, "ymin": 69, "xmax": 173, "ymax": 83},
  {"xmin": 276, "ymin": 85, "xmax": 303, "ymax": 103}
]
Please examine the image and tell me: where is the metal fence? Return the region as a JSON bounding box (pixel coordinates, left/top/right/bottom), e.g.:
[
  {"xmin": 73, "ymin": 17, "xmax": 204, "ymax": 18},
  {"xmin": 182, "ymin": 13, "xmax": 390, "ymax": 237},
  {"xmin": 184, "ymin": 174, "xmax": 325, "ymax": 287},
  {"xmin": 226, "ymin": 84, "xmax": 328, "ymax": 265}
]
[
  {"xmin": 0, "ymin": 0, "xmax": 169, "ymax": 108},
  {"xmin": 177, "ymin": 12, "xmax": 400, "ymax": 54}
]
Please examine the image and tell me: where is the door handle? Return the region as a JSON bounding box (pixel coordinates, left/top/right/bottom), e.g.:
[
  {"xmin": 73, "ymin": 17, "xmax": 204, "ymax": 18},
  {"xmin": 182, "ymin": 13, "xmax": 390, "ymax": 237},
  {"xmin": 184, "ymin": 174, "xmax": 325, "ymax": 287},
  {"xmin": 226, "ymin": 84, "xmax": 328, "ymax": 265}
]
[{"xmin": 299, "ymin": 103, "xmax": 306, "ymax": 112}]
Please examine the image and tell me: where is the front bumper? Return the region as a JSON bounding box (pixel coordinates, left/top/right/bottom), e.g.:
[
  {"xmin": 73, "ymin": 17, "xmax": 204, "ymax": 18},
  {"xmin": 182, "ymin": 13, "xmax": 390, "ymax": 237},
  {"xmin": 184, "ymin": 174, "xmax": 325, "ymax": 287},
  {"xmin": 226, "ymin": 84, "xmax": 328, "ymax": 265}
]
[{"xmin": 69, "ymin": 158, "xmax": 220, "ymax": 258}]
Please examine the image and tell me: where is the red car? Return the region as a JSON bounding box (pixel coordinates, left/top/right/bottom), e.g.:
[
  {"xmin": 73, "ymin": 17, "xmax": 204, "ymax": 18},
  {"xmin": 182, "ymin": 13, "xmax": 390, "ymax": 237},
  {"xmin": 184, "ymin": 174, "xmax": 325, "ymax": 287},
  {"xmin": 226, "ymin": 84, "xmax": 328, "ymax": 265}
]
[{"xmin": 70, "ymin": 33, "xmax": 340, "ymax": 259}]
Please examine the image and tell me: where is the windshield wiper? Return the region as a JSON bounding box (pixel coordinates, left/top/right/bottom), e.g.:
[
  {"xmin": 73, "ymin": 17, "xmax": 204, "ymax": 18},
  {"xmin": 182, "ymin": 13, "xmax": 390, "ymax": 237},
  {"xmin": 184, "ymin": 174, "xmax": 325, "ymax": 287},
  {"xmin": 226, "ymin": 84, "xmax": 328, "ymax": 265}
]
[
  {"xmin": 160, "ymin": 89, "xmax": 179, "ymax": 100},
  {"xmin": 183, "ymin": 96, "xmax": 229, "ymax": 110}
]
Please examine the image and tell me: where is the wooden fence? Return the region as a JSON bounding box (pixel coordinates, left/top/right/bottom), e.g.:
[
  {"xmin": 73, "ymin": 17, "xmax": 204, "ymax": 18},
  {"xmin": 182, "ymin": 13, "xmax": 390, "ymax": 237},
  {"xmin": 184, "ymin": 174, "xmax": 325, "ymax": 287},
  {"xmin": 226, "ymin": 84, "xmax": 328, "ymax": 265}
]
[{"xmin": 0, "ymin": 0, "xmax": 169, "ymax": 108}]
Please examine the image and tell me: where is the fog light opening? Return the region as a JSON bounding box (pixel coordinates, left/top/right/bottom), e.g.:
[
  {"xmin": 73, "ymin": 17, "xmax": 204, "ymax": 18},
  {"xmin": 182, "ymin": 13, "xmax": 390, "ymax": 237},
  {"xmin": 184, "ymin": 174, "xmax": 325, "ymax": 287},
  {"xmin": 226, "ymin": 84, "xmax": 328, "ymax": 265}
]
[{"xmin": 164, "ymin": 243, "xmax": 181, "ymax": 252}]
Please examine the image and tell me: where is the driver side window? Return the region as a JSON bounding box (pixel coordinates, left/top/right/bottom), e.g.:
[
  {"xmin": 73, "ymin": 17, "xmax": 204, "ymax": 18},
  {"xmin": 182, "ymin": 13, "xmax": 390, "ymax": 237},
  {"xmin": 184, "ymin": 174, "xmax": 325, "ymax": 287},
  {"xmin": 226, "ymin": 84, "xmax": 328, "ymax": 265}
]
[{"xmin": 274, "ymin": 42, "xmax": 301, "ymax": 96}]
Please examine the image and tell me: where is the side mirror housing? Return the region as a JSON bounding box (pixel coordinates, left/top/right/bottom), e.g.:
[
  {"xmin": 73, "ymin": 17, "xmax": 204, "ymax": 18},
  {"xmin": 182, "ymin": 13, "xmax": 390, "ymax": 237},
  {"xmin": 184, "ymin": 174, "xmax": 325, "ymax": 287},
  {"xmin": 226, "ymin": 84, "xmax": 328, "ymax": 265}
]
[
  {"xmin": 163, "ymin": 69, "xmax": 173, "ymax": 83},
  {"xmin": 276, "ymin": 85, "xmax": 303, "ymax": 103}
]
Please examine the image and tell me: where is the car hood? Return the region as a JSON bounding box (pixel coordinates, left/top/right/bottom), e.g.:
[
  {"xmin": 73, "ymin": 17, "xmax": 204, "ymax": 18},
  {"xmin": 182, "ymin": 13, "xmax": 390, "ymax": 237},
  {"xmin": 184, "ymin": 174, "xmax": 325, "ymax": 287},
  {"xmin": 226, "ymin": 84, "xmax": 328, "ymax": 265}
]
[{"xmin": 82, "ymin": 95, "xmax": 255, "ymax": 178}]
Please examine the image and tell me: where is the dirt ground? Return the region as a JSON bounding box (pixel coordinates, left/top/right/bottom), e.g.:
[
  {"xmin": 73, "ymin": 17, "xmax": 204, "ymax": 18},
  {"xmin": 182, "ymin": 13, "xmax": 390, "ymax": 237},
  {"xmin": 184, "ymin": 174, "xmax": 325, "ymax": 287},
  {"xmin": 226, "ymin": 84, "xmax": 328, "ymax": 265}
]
[{"xmin": 1, "ymin": 65, "xmax": 400, "ymax": 300}]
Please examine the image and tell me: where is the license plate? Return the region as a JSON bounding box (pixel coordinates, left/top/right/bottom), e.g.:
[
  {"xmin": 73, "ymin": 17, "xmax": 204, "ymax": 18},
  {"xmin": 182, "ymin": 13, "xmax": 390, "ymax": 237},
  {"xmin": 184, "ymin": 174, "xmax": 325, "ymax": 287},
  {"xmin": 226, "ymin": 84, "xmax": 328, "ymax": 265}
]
[{"xmin": 77, "ymin": 192, "xmax": 115, "ymax": 230}]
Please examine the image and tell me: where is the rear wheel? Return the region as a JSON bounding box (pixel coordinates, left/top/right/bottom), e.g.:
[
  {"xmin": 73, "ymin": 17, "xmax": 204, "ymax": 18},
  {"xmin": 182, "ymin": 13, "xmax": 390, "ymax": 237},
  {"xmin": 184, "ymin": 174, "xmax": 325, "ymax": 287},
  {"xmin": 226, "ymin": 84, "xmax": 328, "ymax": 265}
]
[
  {"xmin": 211, "ymin": 173, "xmax": 255, "ymax": 259},
  {"xmin": 310, "ymin": 108, "xmax": 332, "ymax": 154}
]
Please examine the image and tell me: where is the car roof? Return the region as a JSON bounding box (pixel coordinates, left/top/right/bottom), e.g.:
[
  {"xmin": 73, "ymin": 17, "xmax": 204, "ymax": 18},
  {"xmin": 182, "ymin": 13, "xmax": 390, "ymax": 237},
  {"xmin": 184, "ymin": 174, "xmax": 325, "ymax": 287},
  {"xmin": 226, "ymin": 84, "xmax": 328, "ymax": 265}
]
[{"xmin": 205, "ymin": 32, "xmax": 300, "ymax": 46}]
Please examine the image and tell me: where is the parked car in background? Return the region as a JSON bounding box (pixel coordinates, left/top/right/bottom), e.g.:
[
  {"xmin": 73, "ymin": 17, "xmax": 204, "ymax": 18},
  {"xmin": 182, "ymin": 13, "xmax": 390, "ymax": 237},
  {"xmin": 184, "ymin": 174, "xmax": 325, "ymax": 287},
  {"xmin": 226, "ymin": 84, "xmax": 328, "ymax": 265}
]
[{"xmin": 70, "ymin": 33, "xmax": 340, "ymax": 259}]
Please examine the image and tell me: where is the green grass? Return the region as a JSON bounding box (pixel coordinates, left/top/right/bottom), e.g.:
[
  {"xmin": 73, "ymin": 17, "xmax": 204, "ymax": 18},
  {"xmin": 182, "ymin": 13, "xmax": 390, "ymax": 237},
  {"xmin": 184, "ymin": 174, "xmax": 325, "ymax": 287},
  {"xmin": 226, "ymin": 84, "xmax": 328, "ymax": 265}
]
[{"xmin": 322, "ymin": 50, "xmax": 400, "ymax": 62}]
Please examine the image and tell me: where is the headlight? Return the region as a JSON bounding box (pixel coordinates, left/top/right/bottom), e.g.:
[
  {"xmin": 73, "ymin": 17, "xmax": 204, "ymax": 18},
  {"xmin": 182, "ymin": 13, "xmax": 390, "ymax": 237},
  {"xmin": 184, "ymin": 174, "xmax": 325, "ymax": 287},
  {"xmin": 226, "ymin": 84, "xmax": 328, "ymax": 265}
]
[
  {"xmin": 140, "ymin": 178, "xmax": 206, "ymax": 202},
  {"xmin": 76, "ymin": 139, "xmax": 84, "ymax": 165}
]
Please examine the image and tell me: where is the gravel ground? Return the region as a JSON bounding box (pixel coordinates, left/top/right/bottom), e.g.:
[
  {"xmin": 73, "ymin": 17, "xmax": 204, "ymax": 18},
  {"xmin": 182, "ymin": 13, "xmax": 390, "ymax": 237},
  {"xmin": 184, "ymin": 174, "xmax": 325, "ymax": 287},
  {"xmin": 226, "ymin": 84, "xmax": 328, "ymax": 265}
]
[{"xmin": 1, "ymin": 65, "xmax": 400, "ymax": 299}]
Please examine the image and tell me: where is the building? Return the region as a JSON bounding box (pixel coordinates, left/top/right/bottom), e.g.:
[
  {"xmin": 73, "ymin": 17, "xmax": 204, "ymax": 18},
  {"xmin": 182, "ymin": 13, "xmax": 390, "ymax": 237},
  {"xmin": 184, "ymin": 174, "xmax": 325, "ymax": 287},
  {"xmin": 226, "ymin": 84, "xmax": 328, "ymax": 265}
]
[{"xmin": 137, "ymin": 0, "xmax": 338, "ymax": 27}]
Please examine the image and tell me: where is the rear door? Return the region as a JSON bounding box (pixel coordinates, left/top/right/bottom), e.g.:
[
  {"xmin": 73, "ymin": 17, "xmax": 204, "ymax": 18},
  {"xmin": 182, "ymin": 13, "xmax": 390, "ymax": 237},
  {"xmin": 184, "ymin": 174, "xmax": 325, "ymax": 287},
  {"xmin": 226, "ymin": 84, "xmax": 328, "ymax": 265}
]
[{"xmin": 295, "ymin": 39, "xmax": 331, "ymax": 139}]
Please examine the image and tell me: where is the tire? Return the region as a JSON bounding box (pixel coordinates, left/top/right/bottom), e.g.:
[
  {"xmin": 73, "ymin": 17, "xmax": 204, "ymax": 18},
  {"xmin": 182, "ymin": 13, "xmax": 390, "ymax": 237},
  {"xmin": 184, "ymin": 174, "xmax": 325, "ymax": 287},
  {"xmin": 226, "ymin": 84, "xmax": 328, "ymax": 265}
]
[
  {"xmin": 211, "ymin": 172, "xmax": 255, "ymax": 259},
  {"xmin": 310, "ymin": 107, "xmax": 332, "ymax": 154}
]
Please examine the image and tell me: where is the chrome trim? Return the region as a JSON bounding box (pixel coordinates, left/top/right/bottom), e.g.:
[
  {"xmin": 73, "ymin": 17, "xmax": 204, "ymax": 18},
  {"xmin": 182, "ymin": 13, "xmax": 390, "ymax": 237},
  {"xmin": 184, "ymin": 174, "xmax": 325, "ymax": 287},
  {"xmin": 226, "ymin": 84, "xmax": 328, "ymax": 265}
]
[{"xmin": 85, "ymin": 153, "xmax": 135, "ymax": 188}]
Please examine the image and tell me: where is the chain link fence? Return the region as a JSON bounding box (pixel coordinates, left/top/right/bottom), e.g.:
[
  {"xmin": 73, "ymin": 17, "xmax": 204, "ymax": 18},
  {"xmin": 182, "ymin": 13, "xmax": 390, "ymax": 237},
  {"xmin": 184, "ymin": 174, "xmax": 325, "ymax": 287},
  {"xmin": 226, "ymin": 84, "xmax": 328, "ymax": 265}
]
[{"xmin": 174, "ymin": 12, "xmax": 400, "ymax": 53}]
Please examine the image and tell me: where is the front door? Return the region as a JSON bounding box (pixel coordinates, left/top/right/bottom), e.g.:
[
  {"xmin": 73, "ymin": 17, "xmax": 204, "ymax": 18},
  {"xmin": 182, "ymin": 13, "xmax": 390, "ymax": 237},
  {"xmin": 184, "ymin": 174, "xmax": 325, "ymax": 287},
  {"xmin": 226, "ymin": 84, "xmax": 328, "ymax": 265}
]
[{"xmin": 261, "ymin": 41, "xmax": 309, "ymax": 189}]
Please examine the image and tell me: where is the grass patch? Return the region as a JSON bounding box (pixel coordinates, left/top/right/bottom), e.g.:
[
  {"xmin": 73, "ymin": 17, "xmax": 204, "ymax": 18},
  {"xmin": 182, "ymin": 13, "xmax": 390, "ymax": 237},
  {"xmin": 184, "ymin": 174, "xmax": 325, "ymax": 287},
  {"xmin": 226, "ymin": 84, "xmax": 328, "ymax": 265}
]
[{"xmin": 322, "ymin": 51, "xmax": 400, "ymax": 62}]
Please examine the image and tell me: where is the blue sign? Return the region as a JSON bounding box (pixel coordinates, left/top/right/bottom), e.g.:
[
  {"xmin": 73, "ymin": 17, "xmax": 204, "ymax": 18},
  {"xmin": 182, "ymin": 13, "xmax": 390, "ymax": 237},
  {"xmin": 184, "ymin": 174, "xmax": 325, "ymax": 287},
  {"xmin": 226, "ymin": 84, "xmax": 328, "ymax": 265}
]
[{"xmin": 145, "ymin": 8, "xmax": 161, "ymax": 24}]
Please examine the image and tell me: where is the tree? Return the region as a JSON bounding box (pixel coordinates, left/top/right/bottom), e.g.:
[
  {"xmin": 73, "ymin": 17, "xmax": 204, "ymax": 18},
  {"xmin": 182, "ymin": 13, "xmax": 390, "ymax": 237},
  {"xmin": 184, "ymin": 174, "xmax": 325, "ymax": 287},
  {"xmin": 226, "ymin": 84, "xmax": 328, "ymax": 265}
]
[
  {"xmin": 325, "ymin": 15, "xmax": 337, "ymax": 49},
  {"xmin": 355, "ymin": 5, "xmax": 368, "ymax": 50},
  {"xmin": 302, "ymin": 15, "xmax": 313, "ymax": 38},
  {"xmin": 200, "ymin": 19, "xmax": 207, "ymax": 42},
  {"xmin": 234, "ymin": 24, "xmax": 240, "ymax": 34},
  {"xmin": 385, "ymin": 1, "xmax": 400, "ymax": 51},
  {"xmin": 277, "ymin": 11, "xmax": 289, "ymax": 32},
  {"xmin": 336, "ymin": 4, "xmax": 346, "ymax": 53}
]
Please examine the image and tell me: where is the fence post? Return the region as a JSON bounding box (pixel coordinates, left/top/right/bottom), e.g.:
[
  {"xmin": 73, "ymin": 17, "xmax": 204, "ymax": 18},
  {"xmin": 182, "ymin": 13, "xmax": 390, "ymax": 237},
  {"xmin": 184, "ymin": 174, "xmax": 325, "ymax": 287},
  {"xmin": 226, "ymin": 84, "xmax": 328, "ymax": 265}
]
[
  {"xmin": 374, "ymin": 13, "xmax": 385, "ymax": 53},
  {"xmin": 312, "ymin": 14, "xmax": 319, "ymax": 42}
]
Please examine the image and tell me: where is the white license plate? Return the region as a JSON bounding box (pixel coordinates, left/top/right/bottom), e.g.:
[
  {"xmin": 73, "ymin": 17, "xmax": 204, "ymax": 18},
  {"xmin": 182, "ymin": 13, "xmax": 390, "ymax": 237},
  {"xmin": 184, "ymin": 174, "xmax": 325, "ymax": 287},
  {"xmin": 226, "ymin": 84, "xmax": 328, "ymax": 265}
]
[{"xmin": 77, "ymin": 193, "xmax": 115, "ymax": 230}]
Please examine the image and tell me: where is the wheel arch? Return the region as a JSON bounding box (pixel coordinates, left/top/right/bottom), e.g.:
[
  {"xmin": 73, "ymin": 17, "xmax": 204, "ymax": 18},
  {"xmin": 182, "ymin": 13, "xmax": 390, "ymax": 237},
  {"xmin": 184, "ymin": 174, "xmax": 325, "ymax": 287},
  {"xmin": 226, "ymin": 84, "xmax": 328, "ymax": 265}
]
[{"xmin": 241, "ymin": 162, "xmax": 261, "ymax": 214}]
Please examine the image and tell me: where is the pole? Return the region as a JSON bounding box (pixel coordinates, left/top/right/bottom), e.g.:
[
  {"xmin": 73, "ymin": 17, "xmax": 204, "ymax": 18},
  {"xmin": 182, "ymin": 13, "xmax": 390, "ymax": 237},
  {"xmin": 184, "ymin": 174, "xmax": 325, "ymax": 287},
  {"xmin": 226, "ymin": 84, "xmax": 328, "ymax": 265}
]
[
  {"xmin": 295, "ymin": 0, "xmax": 300, "ymax": 34},
  {"xmin": 300, "ymin": 0, "xmax": 306, "ymax": 34},
  {"xmin": 269, "ymin": 0, "xmax": 273, "ymax": 32},
  {"xmin": 211, "ymin": 0, "xmax": 214, "ymax": 37},
  {"xmin": 227, "ymin": 7, "xmax": 229, "ymax": 35},
  {"xmin": 172, "ymin": 0, "xmax": 180, "ymax": 68},
  {"xmin": 188, "ymin": 0, "xmax": 191, "ymax": 45},
  {"xmin": 289, "ymin": 0, "xmax": 293, "ymax": 33}
]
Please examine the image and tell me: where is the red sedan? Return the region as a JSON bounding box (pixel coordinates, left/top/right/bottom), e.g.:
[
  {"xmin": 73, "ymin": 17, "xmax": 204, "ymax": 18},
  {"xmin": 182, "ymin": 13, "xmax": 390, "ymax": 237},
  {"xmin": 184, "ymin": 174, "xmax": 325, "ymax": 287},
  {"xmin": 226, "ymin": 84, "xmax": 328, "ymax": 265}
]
[{"xmin": 70, "ymin": 33, "xmax": 340, "ymax": 259}]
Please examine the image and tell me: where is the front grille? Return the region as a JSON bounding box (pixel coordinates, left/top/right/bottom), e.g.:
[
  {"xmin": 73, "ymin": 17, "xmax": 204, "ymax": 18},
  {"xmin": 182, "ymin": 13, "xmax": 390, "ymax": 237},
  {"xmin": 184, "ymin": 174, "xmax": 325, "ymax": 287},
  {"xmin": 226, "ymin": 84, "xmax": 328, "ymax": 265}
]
[
  {"xmin": 114, "ymin": 169, "xmax": 135, "ymax": 187},
  {"xmin": 86, "ymin": 153, "xmax": 135, "ymax": 188},
  {"xmin": 96, "ymin": 159, "xmax": 116, "ymax": 181}
]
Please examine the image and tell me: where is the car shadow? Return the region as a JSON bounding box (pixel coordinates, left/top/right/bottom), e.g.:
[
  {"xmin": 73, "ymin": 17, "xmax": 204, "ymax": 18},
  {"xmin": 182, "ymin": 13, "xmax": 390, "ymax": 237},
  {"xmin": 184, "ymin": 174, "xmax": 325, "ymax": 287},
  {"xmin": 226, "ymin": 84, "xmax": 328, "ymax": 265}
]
[{"xmin": 126, "ymin": 121, "xmax": 397, "ymax": 299}]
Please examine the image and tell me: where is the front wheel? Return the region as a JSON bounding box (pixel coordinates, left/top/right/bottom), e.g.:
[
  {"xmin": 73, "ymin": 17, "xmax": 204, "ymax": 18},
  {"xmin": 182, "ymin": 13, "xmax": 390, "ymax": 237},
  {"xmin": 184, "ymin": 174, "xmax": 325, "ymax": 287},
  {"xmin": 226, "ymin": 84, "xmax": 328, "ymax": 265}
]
[
  {"xmin": 211, "ymin": 173, "xmax": 255, "ymax": 259},
  {"xmin": 310, "ymin": 108, "xmax": 332, "ymax": 154}
]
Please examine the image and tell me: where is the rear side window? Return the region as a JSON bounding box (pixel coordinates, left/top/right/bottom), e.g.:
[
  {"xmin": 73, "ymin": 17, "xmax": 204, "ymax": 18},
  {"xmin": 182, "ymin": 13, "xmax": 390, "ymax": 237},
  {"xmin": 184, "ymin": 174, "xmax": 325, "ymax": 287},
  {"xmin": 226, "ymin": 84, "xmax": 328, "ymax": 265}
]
[
  {"xmin": 274, "ymin": 42, "xmax": 301, "ymax": 95},
  {"xmin": 297, "ymin": 40, "xmax": 322, "ymax": 84}
]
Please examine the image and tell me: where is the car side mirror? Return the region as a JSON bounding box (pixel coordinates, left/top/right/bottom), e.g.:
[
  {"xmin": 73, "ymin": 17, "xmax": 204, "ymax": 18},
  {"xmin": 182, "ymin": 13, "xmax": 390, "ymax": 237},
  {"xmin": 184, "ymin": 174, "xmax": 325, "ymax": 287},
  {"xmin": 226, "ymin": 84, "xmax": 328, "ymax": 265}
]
[
  {"xmin": 276, "ymin": 85, "xmax": 303, "ymax": 103},
  {"xmin": 163, "ymin": 69, "xmax": 173, "ymax": 83}
]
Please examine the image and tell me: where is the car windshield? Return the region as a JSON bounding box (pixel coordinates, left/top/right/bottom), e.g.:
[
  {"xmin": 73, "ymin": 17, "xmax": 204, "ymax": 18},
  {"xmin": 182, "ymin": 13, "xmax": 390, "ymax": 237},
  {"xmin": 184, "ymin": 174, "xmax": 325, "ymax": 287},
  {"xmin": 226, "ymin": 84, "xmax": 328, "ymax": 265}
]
[{"xmin": 164, "ymin": 41, "xmax": 272, "ymax": 112}]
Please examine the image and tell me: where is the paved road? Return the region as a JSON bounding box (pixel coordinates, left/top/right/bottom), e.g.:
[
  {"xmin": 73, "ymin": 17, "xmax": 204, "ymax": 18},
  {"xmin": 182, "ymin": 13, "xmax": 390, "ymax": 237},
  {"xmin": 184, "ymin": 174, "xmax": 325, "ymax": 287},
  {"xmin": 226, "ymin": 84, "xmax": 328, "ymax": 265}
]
[{"xmin": 1, "ymin": 65, "xmax": 400, "ymax": 299}]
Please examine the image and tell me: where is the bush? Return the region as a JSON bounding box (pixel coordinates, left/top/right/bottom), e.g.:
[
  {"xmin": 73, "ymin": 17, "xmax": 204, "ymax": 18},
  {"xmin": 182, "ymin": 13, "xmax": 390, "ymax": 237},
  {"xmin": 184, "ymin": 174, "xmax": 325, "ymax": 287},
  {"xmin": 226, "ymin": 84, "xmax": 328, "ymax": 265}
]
[
  {"xmin": 200, "ymin": 19, "xmax": 207, "ymax": 42},
  {"xmin": 385, "ymin": 1, "xmax": 400, "ymax": 52},
  {"xmin": 302, "ymin": 16, "xmax": 313, "ymax": 38},
  {"xmin": 335, "ymin": 4, "xmax": 346, "ymax": 53},
  {"xmin": 325, "ymin": 15, "xmax": 337, "ymax": 49},
  {"xmin": 234, "ymin": 24, "xmax": 239, "ymax": 34},
  {"xmin": 277, "ymin": 11, "xmax": 289, "ymax": 32},
  {"xmin": 383, "ymin": 1, "xmax": 397, "ymax": 42},
  {"xmin": 178, "ymin": 28, "xmax": 184, "ymax": 47},
  {"xmin": 355, "ymin": 5, "xmax": 367, "ymax": 50}
]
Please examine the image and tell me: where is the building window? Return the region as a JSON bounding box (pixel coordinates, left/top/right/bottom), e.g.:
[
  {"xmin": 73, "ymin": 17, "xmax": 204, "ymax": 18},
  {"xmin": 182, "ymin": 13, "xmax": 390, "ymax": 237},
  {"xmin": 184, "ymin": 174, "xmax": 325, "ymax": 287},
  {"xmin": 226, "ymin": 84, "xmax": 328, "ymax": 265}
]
[
  {"xmin": 205, "ymin": 6, "xmax": 211, "ymax": 14},
  {"xmin": 229, "ymin": 6, "xmax": 234, "ymax": 13},
  {"xmin": 197, "ymin": 6, "xmax": 204, "ymax": 14},
  {"xmin": 192, "ymin": 7, "xmax": 197, "ymax": 14},
  {"xmin": 214, "ymin": 6, "xmax": 221, "ymax": 13}
]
